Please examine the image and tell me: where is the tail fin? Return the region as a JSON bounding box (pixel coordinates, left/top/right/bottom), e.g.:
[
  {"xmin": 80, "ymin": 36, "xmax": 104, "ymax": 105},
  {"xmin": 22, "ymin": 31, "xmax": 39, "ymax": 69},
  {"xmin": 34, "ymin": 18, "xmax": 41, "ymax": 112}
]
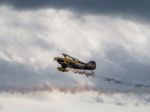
[{"xmin": 87, "ymin": 61, "xmax": 96, "ymax": 69}]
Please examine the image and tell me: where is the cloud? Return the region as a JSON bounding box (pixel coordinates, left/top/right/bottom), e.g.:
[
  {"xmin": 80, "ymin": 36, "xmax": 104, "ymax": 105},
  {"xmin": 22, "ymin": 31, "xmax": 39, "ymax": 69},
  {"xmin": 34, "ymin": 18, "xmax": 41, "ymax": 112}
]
[
  {"xmin": 2, "ymin": 92, "xmax": 149, "ymax": 112},
  {"xmin": 0, "ymin": 0, "xmax": 150, "ymax": 20},
  {"xmin": 0, "ymin": 6, "xmax": 150, "ymax": 101}
]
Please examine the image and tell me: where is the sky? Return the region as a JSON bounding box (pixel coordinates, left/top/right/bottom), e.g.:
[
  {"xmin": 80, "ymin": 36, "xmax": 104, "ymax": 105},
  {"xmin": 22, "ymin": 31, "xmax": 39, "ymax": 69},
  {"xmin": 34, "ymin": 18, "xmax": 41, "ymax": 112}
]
[{"xmin": 0, "ymin": 0, "xmax": 150, "ymax": 112}]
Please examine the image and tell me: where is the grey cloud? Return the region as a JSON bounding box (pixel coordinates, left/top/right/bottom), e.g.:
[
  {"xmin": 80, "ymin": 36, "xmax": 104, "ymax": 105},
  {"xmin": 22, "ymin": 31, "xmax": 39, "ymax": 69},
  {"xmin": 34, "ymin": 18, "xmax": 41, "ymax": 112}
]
[
  {"xmin": 0, "ymin": 0, "xmax": 150, "ymax": 19},
  {"xmin": 106, "ymin": 46, "xmax": 150, "ymax": 83},
  {"xmin": 0, "ymin": 58, "xmax": 77, "ymax": 93},
  {"xmin": 0, "ymin": 6, "xmax": 150, "ymax": 101},
  {"xmin": 91, "ymin": 43, "xmax": 150, "ymax": 94}
]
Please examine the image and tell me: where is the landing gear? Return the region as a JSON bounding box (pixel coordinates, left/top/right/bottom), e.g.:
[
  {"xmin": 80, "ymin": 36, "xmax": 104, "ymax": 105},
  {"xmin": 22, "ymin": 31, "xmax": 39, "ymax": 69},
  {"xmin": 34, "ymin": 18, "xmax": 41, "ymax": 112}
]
[{"xmin": 57, "ymin": 67, "xmax": 68, "ymax": 72}]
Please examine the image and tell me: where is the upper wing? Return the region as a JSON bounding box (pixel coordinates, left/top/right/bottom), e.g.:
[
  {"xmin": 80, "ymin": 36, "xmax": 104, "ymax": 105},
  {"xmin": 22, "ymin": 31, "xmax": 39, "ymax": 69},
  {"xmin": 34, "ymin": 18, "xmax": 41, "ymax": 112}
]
[
  {"xmin": 62, "ymin": 53, "xmax": 85, "ymax": 64},
  {"xmin": 62, "ymin": 53, "xmax": 78, "ymax": 61}
]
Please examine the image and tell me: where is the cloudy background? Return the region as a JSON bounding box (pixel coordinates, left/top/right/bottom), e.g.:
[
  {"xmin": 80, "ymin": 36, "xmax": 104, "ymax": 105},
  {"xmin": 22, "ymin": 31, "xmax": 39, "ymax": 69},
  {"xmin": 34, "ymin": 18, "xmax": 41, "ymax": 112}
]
[{"xmin": 0, "ymin": 0, "xmax": 150, "ymax": 112}]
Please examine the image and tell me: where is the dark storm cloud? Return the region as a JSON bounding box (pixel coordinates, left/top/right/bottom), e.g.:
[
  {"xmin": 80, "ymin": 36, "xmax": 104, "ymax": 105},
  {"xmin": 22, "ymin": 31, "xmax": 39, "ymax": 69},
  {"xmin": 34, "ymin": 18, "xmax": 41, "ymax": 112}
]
[{"xmin": 1, "ymin": 0, "xmax": 150, "ymax": 19}]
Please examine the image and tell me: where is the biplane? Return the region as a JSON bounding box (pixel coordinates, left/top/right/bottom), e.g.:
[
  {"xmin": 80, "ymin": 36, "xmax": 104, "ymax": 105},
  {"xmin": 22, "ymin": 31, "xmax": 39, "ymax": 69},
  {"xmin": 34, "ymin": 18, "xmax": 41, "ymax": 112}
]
[{"xmin": 54, "ymin": 53, "xmax": 96, "ymax": 76}]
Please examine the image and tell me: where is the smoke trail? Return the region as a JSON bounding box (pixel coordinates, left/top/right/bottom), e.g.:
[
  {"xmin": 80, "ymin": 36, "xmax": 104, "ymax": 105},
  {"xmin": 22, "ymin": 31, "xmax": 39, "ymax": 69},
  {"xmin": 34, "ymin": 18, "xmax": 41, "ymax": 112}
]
[
  {"xmin": 95, "ymin": 75, "xmax": 150, "ymax": 89},
  {"xmin": 67, "ymin": 68, "xmax": 95, "ymax": 77}
]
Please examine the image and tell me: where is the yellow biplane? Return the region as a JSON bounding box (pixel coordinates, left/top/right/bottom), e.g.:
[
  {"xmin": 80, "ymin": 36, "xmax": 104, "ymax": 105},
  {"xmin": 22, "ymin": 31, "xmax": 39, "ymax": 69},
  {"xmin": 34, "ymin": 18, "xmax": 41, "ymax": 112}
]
[{"xmin": 54, "ymin": 53, "xmax": 96, "ymax": 73}]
